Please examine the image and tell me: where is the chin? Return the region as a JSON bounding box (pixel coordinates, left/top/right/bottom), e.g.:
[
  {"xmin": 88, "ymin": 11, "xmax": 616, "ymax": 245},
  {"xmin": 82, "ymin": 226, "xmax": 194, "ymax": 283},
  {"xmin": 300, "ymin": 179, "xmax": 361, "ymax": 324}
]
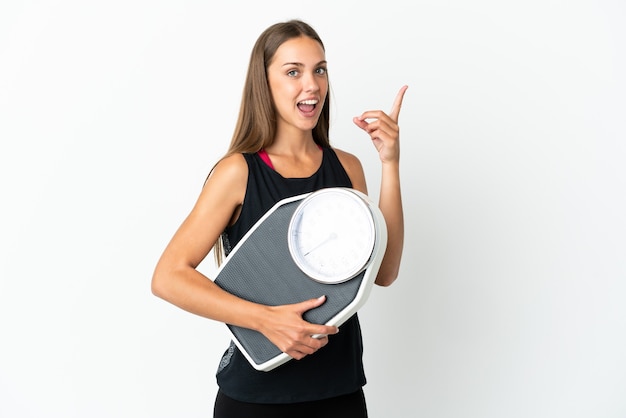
[{"xmin": 298, "ymin": 119, "xmax": 320, "ymax": 131}]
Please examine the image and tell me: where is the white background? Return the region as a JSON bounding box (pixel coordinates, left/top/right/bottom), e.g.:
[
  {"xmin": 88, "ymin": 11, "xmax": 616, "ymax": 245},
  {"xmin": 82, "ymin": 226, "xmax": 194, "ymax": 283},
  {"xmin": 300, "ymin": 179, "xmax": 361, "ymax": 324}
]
[{"xmin": 1, "ymin": 1, "xmax": 625, "ymax": 417}]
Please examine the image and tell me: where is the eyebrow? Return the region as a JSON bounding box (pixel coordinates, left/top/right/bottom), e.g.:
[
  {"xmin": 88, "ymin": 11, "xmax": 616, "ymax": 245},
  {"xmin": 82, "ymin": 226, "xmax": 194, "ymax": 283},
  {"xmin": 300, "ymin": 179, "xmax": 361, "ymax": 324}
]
[{"xmin": 281, "ymin": 60, "xmax": 327, "ymax": 67}]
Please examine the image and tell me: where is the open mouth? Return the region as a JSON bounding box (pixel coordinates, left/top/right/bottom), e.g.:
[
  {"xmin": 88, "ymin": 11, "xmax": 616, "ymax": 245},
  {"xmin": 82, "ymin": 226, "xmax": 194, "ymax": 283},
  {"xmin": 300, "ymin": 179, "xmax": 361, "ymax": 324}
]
[{"xmin": 297, "ymin": 99, "xmax": 318, "ymax": 114}]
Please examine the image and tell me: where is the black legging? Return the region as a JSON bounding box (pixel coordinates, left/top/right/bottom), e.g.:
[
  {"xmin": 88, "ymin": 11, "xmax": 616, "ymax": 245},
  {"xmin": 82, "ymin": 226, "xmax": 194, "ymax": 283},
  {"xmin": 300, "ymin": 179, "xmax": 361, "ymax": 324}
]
[{"xmin": 213, "ymin": 388, "xmax": 368, "ymax": 418}]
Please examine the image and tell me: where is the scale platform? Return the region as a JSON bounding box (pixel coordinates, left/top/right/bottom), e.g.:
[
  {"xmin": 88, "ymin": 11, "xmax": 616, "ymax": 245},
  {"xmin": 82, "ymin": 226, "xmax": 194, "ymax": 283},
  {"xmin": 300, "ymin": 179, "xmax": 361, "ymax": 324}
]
[{"xmin": 213, "ymin": 188, "xmax": 387, "ymax": 371}]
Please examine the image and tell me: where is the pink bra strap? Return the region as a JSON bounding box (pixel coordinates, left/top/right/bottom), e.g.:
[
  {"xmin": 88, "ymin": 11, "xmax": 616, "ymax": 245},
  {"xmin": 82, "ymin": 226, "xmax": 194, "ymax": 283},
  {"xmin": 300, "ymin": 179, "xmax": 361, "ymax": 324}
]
[
  {"xmin": 258, "ymin": 149, "xmax": 274, "ymax": 169},
  {"xmin": 258, "ymin": 145, "xmax": 322, "ymax": 170}
]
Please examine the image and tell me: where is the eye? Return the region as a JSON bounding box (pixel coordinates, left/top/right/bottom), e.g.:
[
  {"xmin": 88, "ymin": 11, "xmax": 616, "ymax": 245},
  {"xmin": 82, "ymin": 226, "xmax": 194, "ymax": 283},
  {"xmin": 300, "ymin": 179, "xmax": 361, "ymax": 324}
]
[
  {"xmin": 316, "ymin": 67, "xmax": 327, "ymax": 76},
  {"xmin": 287, "ymin": 69, "xmax": 299, "ymax": 77}
]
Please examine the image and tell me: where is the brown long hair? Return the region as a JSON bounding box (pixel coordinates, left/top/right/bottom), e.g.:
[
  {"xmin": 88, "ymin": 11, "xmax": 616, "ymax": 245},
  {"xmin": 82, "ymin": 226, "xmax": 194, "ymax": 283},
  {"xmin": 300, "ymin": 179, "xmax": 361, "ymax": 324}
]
[
  {"xmin": 212, "ymin": 19, "xmax": 331, "ymax": 264},
  {"xmin": 227, "ymin": 19, "xmax": 330, "ymax": 156}
]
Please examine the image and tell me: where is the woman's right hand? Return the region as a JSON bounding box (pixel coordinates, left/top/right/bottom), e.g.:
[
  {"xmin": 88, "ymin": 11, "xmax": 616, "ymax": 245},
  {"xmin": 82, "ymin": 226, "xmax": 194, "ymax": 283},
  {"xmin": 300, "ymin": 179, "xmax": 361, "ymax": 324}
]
[{"xmin": 258, "ymin": 296, "xmax": 339, "ymax": 360}]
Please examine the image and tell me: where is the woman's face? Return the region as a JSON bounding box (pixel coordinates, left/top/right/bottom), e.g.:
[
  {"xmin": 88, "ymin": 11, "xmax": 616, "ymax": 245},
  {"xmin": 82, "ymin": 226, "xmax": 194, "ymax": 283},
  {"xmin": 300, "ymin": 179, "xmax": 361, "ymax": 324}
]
[{"xmin": 267, "ymin": 36, "xmax": 328, "ymax": 136}]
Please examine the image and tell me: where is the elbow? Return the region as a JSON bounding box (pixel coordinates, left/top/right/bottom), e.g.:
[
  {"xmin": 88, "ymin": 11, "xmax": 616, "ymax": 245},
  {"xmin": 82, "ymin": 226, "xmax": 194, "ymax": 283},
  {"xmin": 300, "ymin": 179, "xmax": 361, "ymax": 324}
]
[
  {"xmin": 151, "ymin": 269, "xmax": 170, "ymax": 300},
  {"xmin": 374, "ymin": 268, "xmax": 399, "ymax": 287},
  {"xmin": 151, "ymin": 261, "xmax": 199, "ymax": 302},
  {"xmin": 375, "ymin": 245, "xmax": 403, "ymax": 287},
  {"xmin": 375, "ymin": 276, "xmax": 397, "ymax": 287}
]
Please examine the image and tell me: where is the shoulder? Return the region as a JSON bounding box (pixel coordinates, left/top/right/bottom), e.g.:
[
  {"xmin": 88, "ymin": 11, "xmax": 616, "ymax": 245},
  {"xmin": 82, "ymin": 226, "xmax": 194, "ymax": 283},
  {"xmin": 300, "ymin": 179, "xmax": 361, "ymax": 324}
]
[
  {"xmin": 330, "ymin": 147, "xmax": 367, "ymax": 193},
  {"xmin": 210, "ymin": 153, "xmax": 249, "ymax": 180},
  {"xmin": 331, "ymin": 147, "xmax": 360, "ymax": 168},
  {"xmin": 202, "ymin": 153, "xmax": 248, "ymax": 205},
  {"xmin": 159, "ymin": 153, "xmax": 249, "ymax": 265}
]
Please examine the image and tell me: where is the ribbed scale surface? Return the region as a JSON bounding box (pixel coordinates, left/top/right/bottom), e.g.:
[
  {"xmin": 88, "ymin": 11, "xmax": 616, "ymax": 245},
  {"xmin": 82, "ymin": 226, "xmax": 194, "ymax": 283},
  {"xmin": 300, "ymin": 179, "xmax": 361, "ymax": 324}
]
[{"xmin": 215, "ymin": 200, "xmax": 363, "ymax": 365}]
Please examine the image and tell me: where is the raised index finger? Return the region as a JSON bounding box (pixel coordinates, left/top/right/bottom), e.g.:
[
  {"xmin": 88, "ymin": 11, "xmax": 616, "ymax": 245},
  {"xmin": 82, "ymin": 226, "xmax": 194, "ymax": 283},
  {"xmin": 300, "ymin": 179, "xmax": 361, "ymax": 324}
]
[{"xmin": 389, "ymin": 85, "xmax": 408, "ymax": 122}]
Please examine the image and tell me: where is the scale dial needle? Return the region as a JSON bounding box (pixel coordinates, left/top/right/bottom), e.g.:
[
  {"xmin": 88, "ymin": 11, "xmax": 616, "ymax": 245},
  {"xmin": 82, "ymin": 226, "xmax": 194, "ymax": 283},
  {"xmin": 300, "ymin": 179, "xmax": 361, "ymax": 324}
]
[{"xmin": 303, "ymin": 232, "xmax": 338, "ymax": 256}]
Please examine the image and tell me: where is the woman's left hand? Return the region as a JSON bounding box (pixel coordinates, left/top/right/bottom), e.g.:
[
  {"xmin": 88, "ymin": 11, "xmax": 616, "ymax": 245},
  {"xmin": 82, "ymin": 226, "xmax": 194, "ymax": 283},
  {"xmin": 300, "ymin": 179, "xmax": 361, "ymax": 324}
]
[{"xmin": 353, "ymin": 85, "xmax": 408, "ymax": 164}]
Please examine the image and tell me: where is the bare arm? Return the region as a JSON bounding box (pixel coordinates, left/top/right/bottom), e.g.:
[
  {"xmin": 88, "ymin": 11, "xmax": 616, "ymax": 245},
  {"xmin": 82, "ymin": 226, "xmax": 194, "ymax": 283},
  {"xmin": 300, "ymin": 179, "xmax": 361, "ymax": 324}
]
[
  {"xmin": 342, "ymin": 85, "xmax": 408, "ymax": 287},
  {"xmin": 151, "ymin": 154, "xmax": 337, "ymax": 359}
]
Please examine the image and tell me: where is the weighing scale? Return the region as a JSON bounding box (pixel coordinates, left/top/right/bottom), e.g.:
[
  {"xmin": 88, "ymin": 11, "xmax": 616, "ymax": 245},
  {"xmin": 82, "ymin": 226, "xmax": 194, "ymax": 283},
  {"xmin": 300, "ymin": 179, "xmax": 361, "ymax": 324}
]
[{"xmin": 213, "ymin": 187, "xmax": 387, "ymax": 371}]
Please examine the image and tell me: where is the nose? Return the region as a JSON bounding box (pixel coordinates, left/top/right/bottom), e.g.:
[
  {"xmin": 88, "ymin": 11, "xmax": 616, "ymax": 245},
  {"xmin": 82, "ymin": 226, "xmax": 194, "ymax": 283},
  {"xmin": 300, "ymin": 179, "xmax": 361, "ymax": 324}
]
[{"xmin": 302, "ymin": 71, "xmax": 320, "ymax": 93}]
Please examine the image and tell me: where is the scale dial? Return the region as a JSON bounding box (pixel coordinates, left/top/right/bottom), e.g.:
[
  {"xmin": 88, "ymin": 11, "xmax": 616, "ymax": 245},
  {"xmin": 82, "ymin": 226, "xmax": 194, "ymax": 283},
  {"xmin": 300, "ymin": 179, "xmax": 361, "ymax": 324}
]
[{"xmin": 288, "ymin": 188, "xmax": 377, "ymax": 284}]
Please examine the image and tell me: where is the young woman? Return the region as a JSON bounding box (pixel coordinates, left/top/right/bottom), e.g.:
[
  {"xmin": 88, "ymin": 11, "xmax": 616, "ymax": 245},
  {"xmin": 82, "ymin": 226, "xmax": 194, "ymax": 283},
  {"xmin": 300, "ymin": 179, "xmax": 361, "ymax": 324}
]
[{"xmin": 152, "ymin": 19, "xmax": 407, "ymax": 417}]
